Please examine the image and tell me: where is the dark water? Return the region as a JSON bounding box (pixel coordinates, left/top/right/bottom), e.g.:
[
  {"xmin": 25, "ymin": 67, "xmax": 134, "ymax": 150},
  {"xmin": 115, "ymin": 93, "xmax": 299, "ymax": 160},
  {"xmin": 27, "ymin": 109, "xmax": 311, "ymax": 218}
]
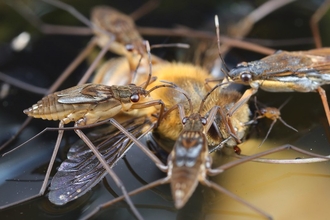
[{"xmin": 1, "ymin": 0, "xmax": 330, "ymax": 219}]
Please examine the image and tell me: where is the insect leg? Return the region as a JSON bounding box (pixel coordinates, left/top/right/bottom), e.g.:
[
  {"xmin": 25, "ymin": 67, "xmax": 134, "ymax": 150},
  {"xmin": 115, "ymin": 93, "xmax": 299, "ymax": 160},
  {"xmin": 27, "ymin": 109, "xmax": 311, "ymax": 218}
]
[
  {"xmin": 207, "ymin": 105, "xmax": 241, "ymax": 146},
  {"xmin": 222, "ymin": 0, "xmax": 295, "ymax": 55},
  {"xmin": 317, "ymin": 87, "xmax": 330, "ymax": 126},
  {"xmin": 108, "ymin": 118, "xmax": 167, "ymax": 171},
  {"xmin": 0, "ymin": 71, "xmax": 47, "ymax": 95},
  {"xmin": 48, "ymin": 37, "xmax": 99, "ymax": 90},
  {"xmin": 236, "ymin": 146, "xmax": 330, "ymax": 164},
  {"xmin": 310, "ymin": 0, "xmax": 330, "ymax": 48},
  {"xmin": 212, "ymin": 145, "xmax": 330, "ymax": 171},
  {"xmin": 82, "ymin": 177, "xmax": 170, "ymax": 220},
  {"xmin": 202, "ymin": 179, "xmax": 272, "ymax": 219},
  {"xmin": 228, "ymin": 88, "xmax": 257, "ymax": 117},
  {"xmin": 129, "ymin": 0, "xmax": 160, "ymax": 21},
  {"xmin": 252, "ymin": 97, "xmax": 297, "ymax": 148},
  {"xmin": 77, "ymin": 38, "xmax": 115, "ymax": 85},
  {"xmin": 0, "ymin": 121, "xmax": 65, "ymax": 208},
  {"xmin": 0, "ymin": 37, "xmax": 99, "ymax": 152},
  {"xmin": 257, "ymin": 118, "xmax": 277, "ymax": 148},
  {"xmin": 8, "ymin": 0, "xmax": 92, "ymax": 35},
  {"xmin": 0, "ymin": 2, "xmax": 103, "ymax": 151},
  {"xmin": 73, "ymin": 124, "xmax": 143, "ymax": 220}
]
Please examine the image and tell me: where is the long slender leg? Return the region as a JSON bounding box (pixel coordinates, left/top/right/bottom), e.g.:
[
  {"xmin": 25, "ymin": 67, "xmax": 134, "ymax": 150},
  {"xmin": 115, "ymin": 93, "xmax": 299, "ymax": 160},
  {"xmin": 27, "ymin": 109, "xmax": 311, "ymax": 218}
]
[
  {"xmin": 257, "ymin": 119, "xmax": 277, "ymax": 148},
  {"xmin": 222, "ymin": 0, "xmax": 295, "ymax": 55},
  {"xmin": 77, "ymin": 38, "xmax": 114, "ymax": 85},
  {"xmin": 8, "ymin": 0, "xmax": 92, "ymax": 35},
  {"xmin": 0, "ymin": 72, "xmax": 47, "ymax": 95},
  {"xmin": 108, "ymin": 118, "xmax": 166, "ymax": 171},
  {"xmin": 310, "ymin": 0, "xmax": 330, "ymax": 48},
  {"xmin": 228, "ymin": 88, "xmax": 257, "ymax": 117},
  {"xmin": 0, "ymin": 37, "xmax": 98, "ymax": 151},
  {"xmin": 210, "ymin": 145, "xmax": 330, "ymax": 175},
  {"xmin": 1, "ymin": 118, "xmax": 148, "ymax": 220},
  {"xmin": 0, "ymin": 121, "xmax": 65, "ymax": 208},
  {"xmin": 203, "ymin": 179, "xmax": 272, "ymax": 219},
  {"xmin": 317, "ymin": 87, "xmax": 330, "ymax": 126},
  {"xmin": 129, "ymin": 0, "xmax": 160, "ymax": 21},
  {"xmin": 74, "ymin": 128, "xmax": 143, "ymax": 220},
  {"xmin": 48, "ymin": 37, "xmax": 98, "ymax": 91},
  {"xmin": 82, "ymin": 177, "xmax": 170, "ymax": 220},
  {"xmin": 130, "ymin": 100, "xmax": 165, "ymax": 126}
]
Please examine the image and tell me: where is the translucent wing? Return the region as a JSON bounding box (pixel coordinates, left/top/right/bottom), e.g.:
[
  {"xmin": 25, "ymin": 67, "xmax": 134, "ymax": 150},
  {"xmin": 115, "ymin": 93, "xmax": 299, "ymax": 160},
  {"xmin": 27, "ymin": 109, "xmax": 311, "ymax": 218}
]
[
  {"xmin": 57, "ymin": 83, "xmax": 113, "ymax": 104},
  {"xmin": 48, "ymin": 116, "xmax": 156, "ymax": 205}
]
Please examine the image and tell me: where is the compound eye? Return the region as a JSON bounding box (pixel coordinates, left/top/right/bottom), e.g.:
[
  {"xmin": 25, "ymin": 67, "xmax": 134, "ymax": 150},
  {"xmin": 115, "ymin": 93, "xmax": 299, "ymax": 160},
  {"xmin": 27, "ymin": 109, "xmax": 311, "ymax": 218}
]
[
  {"xmin": 182, "ymin": 117, "xmax": 188, "ymax": 124},
  {"xmin": 201, "ymin": 117, "xmax": 207, "ymax": 125},
  {"xmin": 130, "ymin": 94, "xmax": 140, "ymax": 102},
  {"xmin": 260, "ymin": 108, "xmax": 267, "ymax": 115},
  {"xmin": 126, "ymin": 44, "xmax": 134, "ymax": 52},
  {"xmin": 240, "ymin": 72, "xmax": 252, "ymax": 82}
]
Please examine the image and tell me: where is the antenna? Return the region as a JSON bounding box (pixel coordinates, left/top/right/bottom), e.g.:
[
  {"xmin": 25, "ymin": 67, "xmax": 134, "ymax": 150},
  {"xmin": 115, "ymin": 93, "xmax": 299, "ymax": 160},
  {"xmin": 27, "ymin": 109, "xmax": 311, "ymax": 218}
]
[{"xmin": 214, "ymin": 15, "xmax": 231, "ymax": 79}]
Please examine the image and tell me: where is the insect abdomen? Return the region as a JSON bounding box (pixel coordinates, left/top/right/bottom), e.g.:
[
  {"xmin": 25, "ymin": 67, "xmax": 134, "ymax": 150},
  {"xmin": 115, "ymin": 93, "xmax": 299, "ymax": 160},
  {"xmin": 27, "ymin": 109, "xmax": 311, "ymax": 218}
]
[
  {"xmin": 170, "ymin": 166, "xmax": 200, "ymax": 209},
  {"xmin": 24, "ymin": 94, "xmax": 89, "ymax": 123}
]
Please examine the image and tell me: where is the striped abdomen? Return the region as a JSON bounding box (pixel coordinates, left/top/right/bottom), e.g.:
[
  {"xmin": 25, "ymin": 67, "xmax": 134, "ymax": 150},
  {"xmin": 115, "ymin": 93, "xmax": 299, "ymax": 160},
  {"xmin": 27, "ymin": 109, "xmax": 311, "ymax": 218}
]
[
  {"xmin": 23, "ymin": 93, "xmax": 91, "ymax": 123},
  {"xmin": 170, "ymin": 166, "xmax": 201, "ymax": 209}
]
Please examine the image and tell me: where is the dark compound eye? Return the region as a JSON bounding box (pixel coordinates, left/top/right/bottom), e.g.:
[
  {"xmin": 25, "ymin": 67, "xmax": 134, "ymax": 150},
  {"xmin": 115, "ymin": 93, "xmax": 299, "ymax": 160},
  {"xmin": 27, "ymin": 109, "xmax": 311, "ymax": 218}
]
[
  {"xmin": 125, "ymin": 44, "xmax": 134, "ymax": 52},
  {"xmin": 130, "ymin": 93, "xmax": 140, "ymax": 102},
  {"xmin": 201, "ymin": 117, "xmax": 207, "ymax": 125},
  {"xmin": 260, "ymin": 108, "xmax": 267, "ymax": 114},
  {"xmin": 240, "ymin": 72, "xmax": 253, "ymax": 82},
  {"xmin": 182, "ymin": 117, "xmax": 188, "ymax": 124}
]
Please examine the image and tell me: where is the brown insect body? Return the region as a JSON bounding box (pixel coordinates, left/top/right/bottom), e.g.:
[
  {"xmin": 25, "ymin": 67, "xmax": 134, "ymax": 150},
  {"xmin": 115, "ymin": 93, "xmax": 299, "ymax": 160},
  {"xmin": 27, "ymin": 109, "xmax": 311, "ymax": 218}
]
[
  {"xmin": 260, "ymin": 107, "xmax": 280, "ymax": 120},
  {"xmin": 167, "ymin": 113, "xmax": 209, "ymax": 208},
  {"xmin": 91, "ymin": 5, "xmax": 149, "ymax": 76},
  {"xmin": 251, "ymin": 97, "xmax": 297, "ymax": 148},
  {"xmin": 23, "ymin": 83, "xmax": 150, "ymax": 125},
  {"xmin": 226, "ymin": 48, "xmax": 330, "ymax": 125},
  {"xmin": 90, "ymin": 5, "xmax": 167, "ymax": 86},
  {"xmin": 93, "ymin": 54, "xmax": 165, "ymax": 86},
  {"xmin": 91, "ymin": 6, "xmax": 145, "ymax": 56},
  {"xmin": 229, "ymin": 48, "xmax": 330, "ymax": 92}
]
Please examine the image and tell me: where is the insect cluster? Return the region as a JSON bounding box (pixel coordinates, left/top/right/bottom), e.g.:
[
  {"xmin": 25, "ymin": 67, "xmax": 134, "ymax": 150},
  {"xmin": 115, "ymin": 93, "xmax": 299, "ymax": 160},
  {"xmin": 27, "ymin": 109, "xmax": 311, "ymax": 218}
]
[{"xmin": 1, "ymin": 0, "xmax": 330, "ymax": 220}]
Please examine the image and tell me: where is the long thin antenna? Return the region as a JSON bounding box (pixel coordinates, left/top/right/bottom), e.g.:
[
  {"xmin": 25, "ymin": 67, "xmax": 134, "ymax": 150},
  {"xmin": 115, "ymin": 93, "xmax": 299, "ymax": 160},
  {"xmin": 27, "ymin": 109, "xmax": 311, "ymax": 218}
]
[
  {"xmin": 143, "ymin": 41, "xmax": 152, "ymax": 89},
  {"xmin": 198, "ymin": 81, "xmax": 229, "ymax": 113},
  {"xmin": 214, "ymin": 15, "xmax": 231, "ymax": 78}
]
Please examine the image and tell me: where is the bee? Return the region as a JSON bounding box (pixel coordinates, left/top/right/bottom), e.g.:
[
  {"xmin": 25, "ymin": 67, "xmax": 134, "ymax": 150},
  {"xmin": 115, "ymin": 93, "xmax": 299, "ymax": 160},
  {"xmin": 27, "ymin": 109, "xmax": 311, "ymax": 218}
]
[{"xmin": 142, "ymin": 62, "xmax": 251, "ymax": 154}]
